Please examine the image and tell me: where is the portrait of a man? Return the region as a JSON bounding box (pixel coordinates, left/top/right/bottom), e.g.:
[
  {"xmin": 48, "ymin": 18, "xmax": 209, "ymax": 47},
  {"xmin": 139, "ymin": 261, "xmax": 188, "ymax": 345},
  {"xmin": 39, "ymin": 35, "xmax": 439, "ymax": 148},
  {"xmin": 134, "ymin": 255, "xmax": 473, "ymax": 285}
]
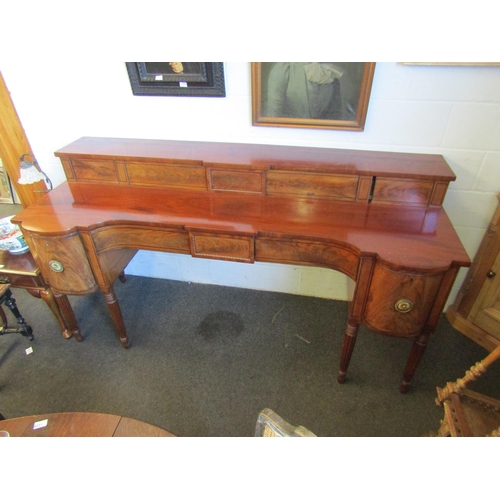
[{"xmin": 252, "ymin": 62, "xmax": 375, "ymax": 131}]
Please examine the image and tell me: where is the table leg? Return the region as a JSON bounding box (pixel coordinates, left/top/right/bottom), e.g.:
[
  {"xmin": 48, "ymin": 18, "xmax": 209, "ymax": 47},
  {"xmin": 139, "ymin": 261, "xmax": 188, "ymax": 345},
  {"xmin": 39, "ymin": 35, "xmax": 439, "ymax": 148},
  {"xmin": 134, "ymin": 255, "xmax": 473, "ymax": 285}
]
[
  {"xmin": 27, "ymin": 288, "xmax": 82, "ymax": 341},
  {"xmin": 28, "ymin": 288, "xmax": 69, "ymax": 339},
  {"xmin": 103, "ymin": 286, "xmax": 129, "ymax": 348},
  {"xmin": 399, "ymin": 330, "xmax": 431, "ymax": 394},
  {"xmin": 53, "ymin": 291, "xmax": 83, "ymax": 341},
  {"xmin": 337, "ymin": 320, "xmax": 360, "ymax": 384}
]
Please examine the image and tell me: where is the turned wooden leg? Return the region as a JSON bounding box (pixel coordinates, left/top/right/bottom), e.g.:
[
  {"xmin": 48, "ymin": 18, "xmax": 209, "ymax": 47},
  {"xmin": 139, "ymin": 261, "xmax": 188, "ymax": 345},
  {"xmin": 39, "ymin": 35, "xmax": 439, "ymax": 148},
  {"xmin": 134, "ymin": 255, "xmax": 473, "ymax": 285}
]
[
  {"xmin": 28, "ymin": 288, "xmax": 73, "ymax": 339},
  {"xmin": 118, "ymin": 272, "xmax": 126, "ymax": 283},
  {"xmin": 399, "ymin": 330, "xmax": 431, "ymax": 394},
  {"xmin": 52, "ymin": 292, "xmax": 83, "ymax": 342},
  {"xmin": 103, "ymin": 287, "xmax": 129, "ymax": 348},
  {"xmin": 338, "ymin": 320, "xmax": 360, "ymax": 384}
]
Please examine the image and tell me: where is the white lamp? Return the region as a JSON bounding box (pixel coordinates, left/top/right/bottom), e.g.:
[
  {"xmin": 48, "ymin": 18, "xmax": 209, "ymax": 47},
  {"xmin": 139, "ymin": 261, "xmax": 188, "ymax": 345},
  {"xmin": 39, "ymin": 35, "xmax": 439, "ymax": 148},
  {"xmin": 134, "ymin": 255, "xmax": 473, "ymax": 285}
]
[{"xmin": 18, "ymin": 154, "xmax": 53, "ymax": 191}]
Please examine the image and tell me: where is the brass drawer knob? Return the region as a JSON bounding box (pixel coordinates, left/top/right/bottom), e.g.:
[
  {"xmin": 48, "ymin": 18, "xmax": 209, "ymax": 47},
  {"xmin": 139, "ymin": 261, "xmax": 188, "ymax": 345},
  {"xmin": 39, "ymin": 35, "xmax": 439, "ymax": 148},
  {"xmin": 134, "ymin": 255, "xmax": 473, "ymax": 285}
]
[
  {"xmin": 395, "ymin": 299, "xmax": 413, "ymax": 313},
  {"xmin": 49, "ymin": 260, "xmax": 64, "ymax": 273}
]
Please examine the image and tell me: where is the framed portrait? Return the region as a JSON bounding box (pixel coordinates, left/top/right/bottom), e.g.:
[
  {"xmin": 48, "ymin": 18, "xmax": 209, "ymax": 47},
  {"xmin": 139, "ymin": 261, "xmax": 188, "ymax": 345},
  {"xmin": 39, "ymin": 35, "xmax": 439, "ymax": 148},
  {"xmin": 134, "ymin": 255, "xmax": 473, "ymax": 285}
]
[
  {"xmin": 126, "ymin": 62, "xmax": 225, "ymax": 97},
  {"xmin": 251, "ymin": 62, "xmax": 376, "ymax": 131}
]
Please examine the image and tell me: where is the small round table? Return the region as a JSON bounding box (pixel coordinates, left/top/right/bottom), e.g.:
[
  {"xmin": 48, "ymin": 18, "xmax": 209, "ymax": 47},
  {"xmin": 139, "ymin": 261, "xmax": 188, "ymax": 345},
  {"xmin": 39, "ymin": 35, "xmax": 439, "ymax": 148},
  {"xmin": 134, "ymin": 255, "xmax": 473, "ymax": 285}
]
[{"xmin": 0, "ymin": 411, "xmax": 175, "ymax": 437}]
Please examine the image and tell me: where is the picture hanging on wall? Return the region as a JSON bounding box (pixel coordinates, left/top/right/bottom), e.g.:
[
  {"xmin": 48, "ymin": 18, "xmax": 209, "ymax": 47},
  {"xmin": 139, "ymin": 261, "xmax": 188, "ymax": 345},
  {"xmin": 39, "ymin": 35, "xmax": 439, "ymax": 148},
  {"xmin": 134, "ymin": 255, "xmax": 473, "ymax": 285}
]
[
  {"xmin": 126, "ymin": 63, "xmax": 225, "ymax": 97},
  {"xmin": 251, "ymin": 62, "xmax": 376, "ymax": 131}
]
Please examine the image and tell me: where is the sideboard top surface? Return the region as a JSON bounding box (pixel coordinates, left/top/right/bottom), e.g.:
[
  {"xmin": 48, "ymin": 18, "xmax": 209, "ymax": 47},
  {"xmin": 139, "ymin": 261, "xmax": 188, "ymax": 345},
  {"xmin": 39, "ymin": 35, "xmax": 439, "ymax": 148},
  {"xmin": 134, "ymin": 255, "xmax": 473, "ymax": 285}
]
[
  {"xmin": 55, "ymin": 137, "xmax": 456, "ymax": 181},
  {"xmin": 13, "ymin": 181, "xmax": 470, "ymax": 271}
]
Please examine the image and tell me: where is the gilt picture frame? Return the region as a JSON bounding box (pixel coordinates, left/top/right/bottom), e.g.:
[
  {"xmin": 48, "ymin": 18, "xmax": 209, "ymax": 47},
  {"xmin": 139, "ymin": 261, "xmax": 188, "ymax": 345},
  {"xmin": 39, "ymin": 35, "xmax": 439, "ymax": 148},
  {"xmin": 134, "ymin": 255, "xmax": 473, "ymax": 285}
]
[
  {"xmin": 251, "ymin": 62, "xmax": 375, "ymax": 131},
  {"xmin": 126, "ymin": 62, "xmax": 225, "ymax": 97}
]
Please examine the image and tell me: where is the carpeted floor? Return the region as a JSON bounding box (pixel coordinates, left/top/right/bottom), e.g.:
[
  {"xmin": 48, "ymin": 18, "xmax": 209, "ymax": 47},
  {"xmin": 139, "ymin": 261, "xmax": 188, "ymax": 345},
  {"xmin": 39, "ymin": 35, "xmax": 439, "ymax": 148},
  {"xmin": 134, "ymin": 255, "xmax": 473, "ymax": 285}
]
[{"xmin": 0, "ymin": 204, "xmax": 498, "ymax": 437}]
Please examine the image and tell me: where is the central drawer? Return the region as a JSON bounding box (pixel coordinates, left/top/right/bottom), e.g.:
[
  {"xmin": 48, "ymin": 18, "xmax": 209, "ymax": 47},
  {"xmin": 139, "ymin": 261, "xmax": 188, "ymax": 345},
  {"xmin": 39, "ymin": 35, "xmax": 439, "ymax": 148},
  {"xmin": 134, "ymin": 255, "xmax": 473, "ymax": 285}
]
[{"xmin": 189, "ymin": 232, "xmax": 255, "ymax": 263}]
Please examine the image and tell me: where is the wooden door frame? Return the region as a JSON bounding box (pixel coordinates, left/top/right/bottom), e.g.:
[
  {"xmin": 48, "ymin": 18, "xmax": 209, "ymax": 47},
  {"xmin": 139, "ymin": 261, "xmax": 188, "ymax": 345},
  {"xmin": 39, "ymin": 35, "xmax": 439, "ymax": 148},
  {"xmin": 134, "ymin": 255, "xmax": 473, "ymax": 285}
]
[{"xmin": 0, "ymin": 71, "xmax": 47, "ymax": 207}]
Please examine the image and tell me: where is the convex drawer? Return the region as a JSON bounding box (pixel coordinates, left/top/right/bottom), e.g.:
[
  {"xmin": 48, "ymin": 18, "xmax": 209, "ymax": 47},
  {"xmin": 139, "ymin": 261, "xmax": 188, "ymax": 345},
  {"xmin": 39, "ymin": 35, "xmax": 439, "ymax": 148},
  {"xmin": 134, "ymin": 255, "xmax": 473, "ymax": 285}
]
[{"xmin": 28, "ymin": 233, "xmax": 97, "ymax": 294}]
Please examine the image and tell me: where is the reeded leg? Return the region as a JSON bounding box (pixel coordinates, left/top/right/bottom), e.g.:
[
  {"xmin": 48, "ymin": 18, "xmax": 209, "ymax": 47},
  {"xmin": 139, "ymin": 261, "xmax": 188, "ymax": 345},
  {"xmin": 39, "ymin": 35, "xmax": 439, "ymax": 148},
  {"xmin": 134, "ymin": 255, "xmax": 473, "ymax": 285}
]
[
  {"xmin": 337, "ymin": 320, "xmax": 360, "ymax": 384},
  {"xmin": 27, "ymin": 288, "xmax": 73, "ymax": 339},
  {"xmin": 399, "ymin": 330, "xmax": 431, "ymax": 394},
  {"xmin": 52, "ymin": 292, "xmax": 83, "ymax": 342},
  {"xmin": 103, "ymin": 286, "xmax": 129, "ymax": 348}
]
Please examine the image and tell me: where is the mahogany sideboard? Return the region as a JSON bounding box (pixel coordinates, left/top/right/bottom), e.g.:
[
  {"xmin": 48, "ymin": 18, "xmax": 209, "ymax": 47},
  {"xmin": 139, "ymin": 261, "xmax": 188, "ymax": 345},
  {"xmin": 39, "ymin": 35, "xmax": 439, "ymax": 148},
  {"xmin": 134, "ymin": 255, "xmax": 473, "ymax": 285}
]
[{"xmin": 12, "ymin": 137, "xmax": 470, "ymax": 393}]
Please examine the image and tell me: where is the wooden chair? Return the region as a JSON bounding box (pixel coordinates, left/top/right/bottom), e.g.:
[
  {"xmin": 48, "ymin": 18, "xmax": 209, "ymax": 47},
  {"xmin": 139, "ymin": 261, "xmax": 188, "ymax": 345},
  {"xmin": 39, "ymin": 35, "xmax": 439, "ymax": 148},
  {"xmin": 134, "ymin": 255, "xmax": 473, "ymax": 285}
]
[
  {"xmin": 434, "ymin": 344, "xmax": 500, "ymax": 436},
  {"xmin": 255, "ymin": 408, "xmax": 317, "ymax": 437}
]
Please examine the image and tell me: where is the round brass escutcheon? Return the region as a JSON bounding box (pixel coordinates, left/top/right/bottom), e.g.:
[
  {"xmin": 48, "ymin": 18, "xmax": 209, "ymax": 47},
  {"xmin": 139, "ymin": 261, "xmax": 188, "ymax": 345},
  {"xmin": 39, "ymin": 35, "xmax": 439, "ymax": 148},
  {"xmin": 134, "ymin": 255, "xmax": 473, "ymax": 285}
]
[
  {"xmin": 395, "ymin": 299, "xmax": 413, "ymax": 313},
  {"xmin": 49, "ymin": 260, "xmax": 64, "ymax": 273}
]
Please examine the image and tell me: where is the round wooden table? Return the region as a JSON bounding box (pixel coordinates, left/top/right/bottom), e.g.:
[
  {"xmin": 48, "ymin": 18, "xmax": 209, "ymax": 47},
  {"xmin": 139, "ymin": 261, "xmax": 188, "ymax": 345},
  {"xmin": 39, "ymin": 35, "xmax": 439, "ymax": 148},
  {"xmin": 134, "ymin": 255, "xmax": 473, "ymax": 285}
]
[{"xmin": 0, "ymin": 411, "xmax": 175, "ymax": 437}]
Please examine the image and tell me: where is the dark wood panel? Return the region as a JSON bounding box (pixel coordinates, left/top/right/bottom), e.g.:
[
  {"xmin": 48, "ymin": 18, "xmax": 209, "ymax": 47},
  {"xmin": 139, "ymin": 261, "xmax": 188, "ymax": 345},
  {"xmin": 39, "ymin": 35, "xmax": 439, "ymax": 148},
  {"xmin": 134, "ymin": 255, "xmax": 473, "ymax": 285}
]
[
  {"xmin": 92, "ymin": 226, "xmax": 190, "ymax": 254},
  {"xmin": 28, "ymin": 233, "xmax": 98, "ymax": 294},
  {"xmin": 209, "ymin": 169, "xmax": 264, "ymax": 194},
  {"xmin": 126, "ymin": 162, "xmax": 206, "ymax": 189},
  {"xmin": 372, "ymin": 178, "xmax": 434, "ymax": 205},
  {"xmin": 190, "ymin": 233, "xmax": 254, "ymax": 262},
  {"xmin": 256, "ymin": 238, "xmax": 359, "ymax": 279},
  {"xmin": 364, "ymin": 263, "xmax": 443, "ymax": 337},
  {"xmin": 72, "ymin": 159, "xmax": 119, "ymax": 183},
  {"xmin": 267, "ymin": 171, "xmax": 359, "ymax": 200}
]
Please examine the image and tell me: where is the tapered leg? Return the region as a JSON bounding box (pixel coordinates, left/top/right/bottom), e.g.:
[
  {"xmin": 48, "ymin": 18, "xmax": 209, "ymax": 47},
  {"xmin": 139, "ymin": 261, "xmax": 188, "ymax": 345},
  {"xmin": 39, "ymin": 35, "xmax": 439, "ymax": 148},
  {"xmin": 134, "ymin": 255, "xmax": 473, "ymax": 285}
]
[
  {"xmin": 337, "ymin": 320, "xmax": 360, "ymax": 384},
  {"xmin": 103, "ymin": 286, "xmax": 129, "ymax": 348},
  {"xmin": 399, "ymin": 330, "xmax": 431, "ymax": 394},
  {"xmin": 27, "ymin": 288, "xmax": 77, "ymax": 339},
  {"xmin": 52, "ymin": 292, "xmax": 83, "ymax": 342}
]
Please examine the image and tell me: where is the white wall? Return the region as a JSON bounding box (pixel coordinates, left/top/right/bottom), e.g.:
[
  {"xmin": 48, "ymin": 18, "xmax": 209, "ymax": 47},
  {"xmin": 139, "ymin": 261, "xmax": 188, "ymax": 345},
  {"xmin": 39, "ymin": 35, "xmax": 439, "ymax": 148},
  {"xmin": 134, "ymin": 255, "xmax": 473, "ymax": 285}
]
[{"xmin": 2, "ymin": 62, "xmax": 500, "ymax": 307}]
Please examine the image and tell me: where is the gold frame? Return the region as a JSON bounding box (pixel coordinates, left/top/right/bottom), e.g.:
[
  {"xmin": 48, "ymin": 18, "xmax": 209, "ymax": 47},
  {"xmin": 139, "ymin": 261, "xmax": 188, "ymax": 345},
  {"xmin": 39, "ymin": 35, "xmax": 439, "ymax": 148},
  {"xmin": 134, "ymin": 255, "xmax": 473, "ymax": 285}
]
[
  {"xmin": 251, "ymin": 62, "xmax": 376, "ymax": 131},
  {"xmin": 401, "ymin": 62, "xmax": 500, "ymax": 66}
]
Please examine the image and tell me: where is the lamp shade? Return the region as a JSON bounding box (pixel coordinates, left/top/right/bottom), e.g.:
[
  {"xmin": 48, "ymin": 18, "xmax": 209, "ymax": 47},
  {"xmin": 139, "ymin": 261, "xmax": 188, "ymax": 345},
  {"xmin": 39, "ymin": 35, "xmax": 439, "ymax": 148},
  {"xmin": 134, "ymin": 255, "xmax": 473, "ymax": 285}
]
[
  {"xmin": 18, "ymin": 160, "xmax": 46, "ymax": 185},
  {"xmin": 18, "ymin": 154, "xmax": 52, "ymax": 191}
]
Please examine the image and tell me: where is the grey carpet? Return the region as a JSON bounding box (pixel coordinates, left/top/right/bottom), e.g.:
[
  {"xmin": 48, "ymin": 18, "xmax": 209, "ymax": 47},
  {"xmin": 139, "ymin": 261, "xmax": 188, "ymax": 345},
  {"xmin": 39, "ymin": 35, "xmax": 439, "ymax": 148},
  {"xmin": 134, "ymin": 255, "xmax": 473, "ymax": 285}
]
[
  {"xmin": 2, "ymin": 272, "xmax": 499, "ymax": 437},
  {"xmin": 0, "ymin": 204, "xmax": 498, "ymax": 436}
]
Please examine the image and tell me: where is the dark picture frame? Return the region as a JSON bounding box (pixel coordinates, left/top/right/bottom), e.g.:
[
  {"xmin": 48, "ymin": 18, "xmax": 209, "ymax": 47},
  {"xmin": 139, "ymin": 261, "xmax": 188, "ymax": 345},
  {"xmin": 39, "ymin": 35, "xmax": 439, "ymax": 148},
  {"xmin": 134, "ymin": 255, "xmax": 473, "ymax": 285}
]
[
  {"xmin": 251, "ymin": 63, "xmax": 376, "ymax": 131},
  {"xmin": 126, "ymin": 62, "xmax": 225, "ymax": 97}
]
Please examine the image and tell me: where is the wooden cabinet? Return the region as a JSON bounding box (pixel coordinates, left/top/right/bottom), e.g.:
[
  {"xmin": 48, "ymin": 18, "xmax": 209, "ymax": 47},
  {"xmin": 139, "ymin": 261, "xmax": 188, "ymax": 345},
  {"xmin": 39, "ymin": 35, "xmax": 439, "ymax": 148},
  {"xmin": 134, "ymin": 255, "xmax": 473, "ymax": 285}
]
[{"xmin": 447, "ymin": 194, "xmax": 500, "ymax": 351}]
